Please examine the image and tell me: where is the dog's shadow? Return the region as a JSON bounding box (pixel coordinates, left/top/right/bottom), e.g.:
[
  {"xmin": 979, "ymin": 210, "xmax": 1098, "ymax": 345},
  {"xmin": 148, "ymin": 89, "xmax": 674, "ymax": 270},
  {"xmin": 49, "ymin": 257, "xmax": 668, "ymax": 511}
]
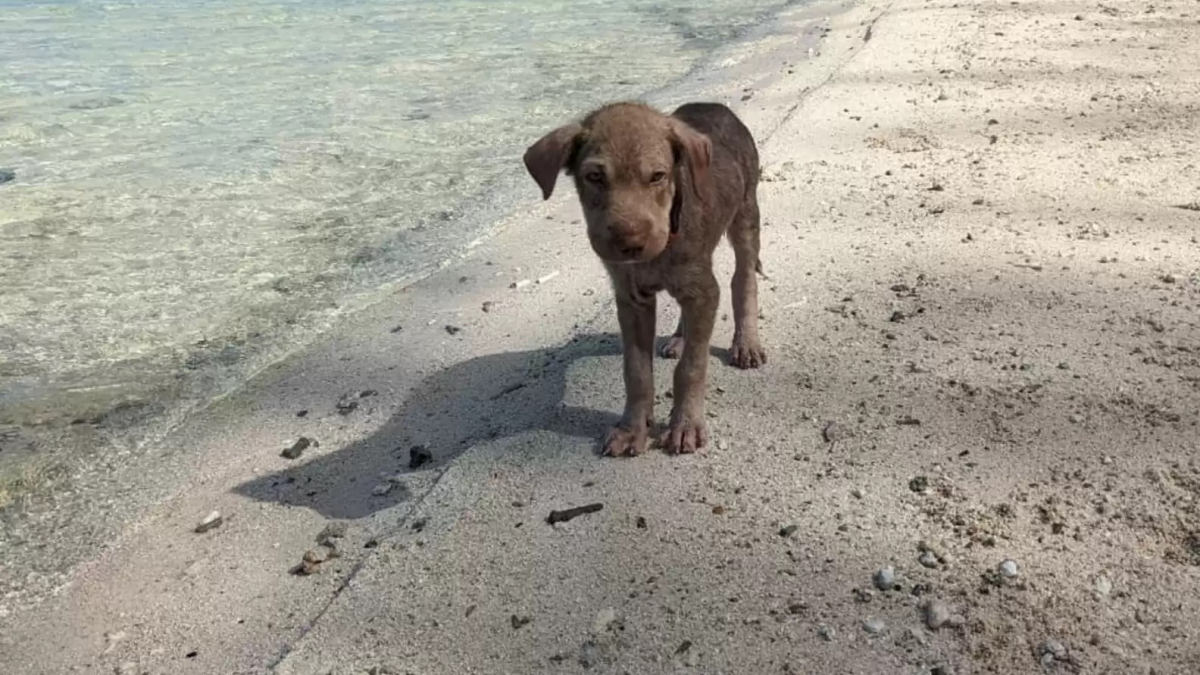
[{"xmin": 233, "ymin": 332, "xmax": 631, "ymax": 520}]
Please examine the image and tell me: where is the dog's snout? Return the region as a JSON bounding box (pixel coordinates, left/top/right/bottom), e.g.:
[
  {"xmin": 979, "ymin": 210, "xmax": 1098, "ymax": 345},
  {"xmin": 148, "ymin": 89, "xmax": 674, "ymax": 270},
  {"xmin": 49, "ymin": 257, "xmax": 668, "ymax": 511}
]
[{"xmin": 619, "ymin": 244, "xmax": 645, "ymax": 258}]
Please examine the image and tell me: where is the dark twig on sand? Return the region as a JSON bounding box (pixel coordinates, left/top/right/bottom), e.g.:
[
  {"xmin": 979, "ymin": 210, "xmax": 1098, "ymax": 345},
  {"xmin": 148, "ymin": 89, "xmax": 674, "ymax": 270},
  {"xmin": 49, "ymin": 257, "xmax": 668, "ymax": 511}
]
[{"xmin": 546, "ymin": 503, "xmax": 604, "ymax": 525}]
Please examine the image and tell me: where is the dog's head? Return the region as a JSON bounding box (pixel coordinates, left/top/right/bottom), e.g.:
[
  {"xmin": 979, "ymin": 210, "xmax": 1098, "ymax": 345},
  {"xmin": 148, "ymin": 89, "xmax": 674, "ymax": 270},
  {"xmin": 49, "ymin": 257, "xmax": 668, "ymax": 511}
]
[{"xmin": 523, "ymin": 102, "xmax": 711, "ymax": 264}]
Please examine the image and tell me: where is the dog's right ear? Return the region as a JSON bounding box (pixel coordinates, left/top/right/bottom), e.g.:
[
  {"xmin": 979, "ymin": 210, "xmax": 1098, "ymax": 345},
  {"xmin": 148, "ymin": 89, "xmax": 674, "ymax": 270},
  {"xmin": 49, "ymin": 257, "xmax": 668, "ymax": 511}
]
[{"xmin": 523, "ymin": 123, "xmax": 582, "ymax": 200}]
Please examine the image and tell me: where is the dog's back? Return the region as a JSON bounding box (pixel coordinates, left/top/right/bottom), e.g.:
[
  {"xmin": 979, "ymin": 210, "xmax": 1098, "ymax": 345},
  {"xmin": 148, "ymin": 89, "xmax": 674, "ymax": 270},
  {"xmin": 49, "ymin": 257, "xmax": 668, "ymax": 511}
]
[{"xmin": 671, "ymin": 103, "xmax": 759, "ymax": 201}]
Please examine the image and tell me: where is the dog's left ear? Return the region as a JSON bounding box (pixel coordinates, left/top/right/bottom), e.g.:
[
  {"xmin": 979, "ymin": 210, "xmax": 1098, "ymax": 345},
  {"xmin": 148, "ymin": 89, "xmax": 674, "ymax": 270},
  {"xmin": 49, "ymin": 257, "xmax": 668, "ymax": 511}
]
[
  {"xmin": 523, "ymin": 123, "xmax": 582, "ymax": 200},
  {"xmin": 668, "ymin": 119, "xmax": 712, "ymax": 201}
]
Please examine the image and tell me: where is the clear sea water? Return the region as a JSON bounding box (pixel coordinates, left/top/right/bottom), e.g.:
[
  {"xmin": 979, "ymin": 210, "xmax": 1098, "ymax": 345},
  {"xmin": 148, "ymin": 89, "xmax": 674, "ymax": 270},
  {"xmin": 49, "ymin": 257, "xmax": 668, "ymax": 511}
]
[{"xmin": 0, "ymin": 0, "xmax": 796, "ymax": 434}]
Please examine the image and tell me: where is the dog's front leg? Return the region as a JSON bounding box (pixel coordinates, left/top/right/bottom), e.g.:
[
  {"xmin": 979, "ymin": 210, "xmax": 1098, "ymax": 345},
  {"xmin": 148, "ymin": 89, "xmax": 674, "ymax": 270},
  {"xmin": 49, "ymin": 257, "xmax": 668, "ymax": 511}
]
[
  {"xmin": 604, "ymin": 284, "xmax": 656, "ymax": 456},
  {"xmin": 662, "ymin": 269, "xmax": 718, "ymax": 454}
]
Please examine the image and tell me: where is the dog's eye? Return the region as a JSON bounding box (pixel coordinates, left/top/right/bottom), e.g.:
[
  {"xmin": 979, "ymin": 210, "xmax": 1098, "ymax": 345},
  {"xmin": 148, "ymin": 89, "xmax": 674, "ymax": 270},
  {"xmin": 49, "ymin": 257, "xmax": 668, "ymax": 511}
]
[
  {"xmin": 584, "ymin": 171, "xmax": 605, "ymax": 184},
  {"xmin": 649, "ymin": 171, "xmax": 667, "ymax": 184}
]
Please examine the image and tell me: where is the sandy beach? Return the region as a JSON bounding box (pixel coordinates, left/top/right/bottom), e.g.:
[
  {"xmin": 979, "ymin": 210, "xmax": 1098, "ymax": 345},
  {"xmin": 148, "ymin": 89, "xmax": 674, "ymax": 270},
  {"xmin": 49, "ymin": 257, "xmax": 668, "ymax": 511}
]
[{"xmin": 3, "ymin": 0, "xmax": 1200, "ymax": 672}]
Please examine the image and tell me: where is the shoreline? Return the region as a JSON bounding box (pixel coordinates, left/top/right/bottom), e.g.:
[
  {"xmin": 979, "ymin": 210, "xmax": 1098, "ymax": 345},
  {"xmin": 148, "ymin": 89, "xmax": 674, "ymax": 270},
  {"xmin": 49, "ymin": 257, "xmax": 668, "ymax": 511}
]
[
  {"xmin": 0, "ymin": 0, "xmax": 859, "ymax": 617},
  {"xmin": 6, "ymin": 0, "xmax": 1200, "ymax": 672},
  {"xmin": 0, "ymin": 0, "xmax": 841, "ymax": 512}
]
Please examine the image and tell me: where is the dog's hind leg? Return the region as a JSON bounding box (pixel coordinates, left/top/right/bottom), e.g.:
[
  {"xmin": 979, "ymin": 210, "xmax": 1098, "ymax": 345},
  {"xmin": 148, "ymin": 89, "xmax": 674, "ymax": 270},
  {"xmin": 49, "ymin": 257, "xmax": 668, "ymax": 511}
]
[{"xmin": 727, "ymin": 198, "xmax": 767, "ymax": 369}]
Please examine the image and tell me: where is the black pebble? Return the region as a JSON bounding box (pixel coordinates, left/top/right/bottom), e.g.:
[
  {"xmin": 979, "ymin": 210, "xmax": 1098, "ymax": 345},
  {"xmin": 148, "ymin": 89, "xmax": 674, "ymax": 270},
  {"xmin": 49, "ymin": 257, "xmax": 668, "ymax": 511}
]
[{"xmin": 409, "ymin": 444, "xmax": 433, "ymax": 469}]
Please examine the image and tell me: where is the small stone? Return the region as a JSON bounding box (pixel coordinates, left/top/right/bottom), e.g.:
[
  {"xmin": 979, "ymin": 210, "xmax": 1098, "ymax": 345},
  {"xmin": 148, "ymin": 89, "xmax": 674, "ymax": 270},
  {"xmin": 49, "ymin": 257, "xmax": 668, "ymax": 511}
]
[
  {"xmin": 408, "ymin": 444, "xmax": 433, "ymax": 469},
  {"xmin": 0, "ymin": 168, "xmax": 15, "ymax": 185},
  {"xmin": 1039, "ymin": 639, "xmax": 1067, "ymax": 662},
  {"xmin": 302, "ymin": 548, "xmax": 330, "ymax": 564},
  {"xmin": 372, "ymin": 483, "xmax": 394, "ymax": 497},
  {"xmin": 909, "ymin": 476, "xmax": 930, "ymax": 493},
  {"xmin": 919, "ymin": 551, "xmax": 939, "ymax": 568},
  {"xmin": 822, "ymin": 421, "xmax": 850, "ymax": 443},
  {"xmin": 817, "ymin": 624, "xmax": 836, "ymax": 641},
  {"xmin": 863, "ymin": 617, "xmax": 886, "ymax": 635},
  {"xmin": 711, "ymin": 505, "xmax": 726, "ymax": 515},
  {"xmin": 481, "ymin": 301, "xmax": 495, "ymax": 312},
  {"xmin": 194, "ymin": 511, "xmax": 223, "ymax": 533},
  {"xmin": 716, "ymin": 439, "xmax": 730, "ymax": 451},
  {"xmin": 281, "ymin": 437, "xmax": 315, "ymax": 460},
  {"xmin": 292, "ymin": 549, "xmax": 327, "ymax": 575},
  {"xmin": 924, "ymin": 600, "xmax": 952, "ymax": 630},
  {"xmin": 851, "ymin": 488, "xmax": 865, "ymax": 499},
  {"xmin": 999, "ymin": 559, "xmax": 1019, "ymax": 579},
  {"xmin": 317, "ymin": 522, "xmax": 348, "ymax": 545},
  {"xmin": 873, "ymin": 566, "xmax": 896, "ymax": 591},
  {"xmin": 1068, "ymin": 413, "xmax": 1084, "ymax": 424},
  {"xmin": 1094, "ymin": 575, "xmax": 1113, "ymax": 597},
  {"xmin": 510, "ymin": 614, "xmax": 532, "ymax": 630},
  {"xmin": 779, "ymin": 524, "xmax": 799, "ymax": 538},
  {"xmin": 853, "ymin": 588, "xmax": 875, "ymax": 603}
]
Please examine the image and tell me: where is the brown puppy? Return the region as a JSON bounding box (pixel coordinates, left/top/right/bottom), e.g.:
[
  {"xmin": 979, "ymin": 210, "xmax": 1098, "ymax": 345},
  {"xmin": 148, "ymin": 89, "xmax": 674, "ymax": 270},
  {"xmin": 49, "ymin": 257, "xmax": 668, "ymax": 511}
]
[{"xmin": 524, "ymin": 101, "xmax": 765, "ymax": 456}]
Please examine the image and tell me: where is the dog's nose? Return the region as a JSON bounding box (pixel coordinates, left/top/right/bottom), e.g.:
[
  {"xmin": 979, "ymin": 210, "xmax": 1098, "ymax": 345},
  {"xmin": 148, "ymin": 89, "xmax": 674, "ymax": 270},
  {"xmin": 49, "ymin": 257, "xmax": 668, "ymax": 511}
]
[{"xmin": 620, "ymin": 245, "xmax": 645, "ymax": 258}]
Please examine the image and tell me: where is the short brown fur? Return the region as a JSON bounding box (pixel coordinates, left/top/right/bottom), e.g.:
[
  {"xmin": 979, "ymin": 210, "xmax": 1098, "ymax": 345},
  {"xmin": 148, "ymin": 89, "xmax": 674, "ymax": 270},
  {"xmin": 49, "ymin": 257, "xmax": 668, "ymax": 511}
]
[{"xmin": 524, "ymin": 101, "xmax": 765, "ymax": 456}]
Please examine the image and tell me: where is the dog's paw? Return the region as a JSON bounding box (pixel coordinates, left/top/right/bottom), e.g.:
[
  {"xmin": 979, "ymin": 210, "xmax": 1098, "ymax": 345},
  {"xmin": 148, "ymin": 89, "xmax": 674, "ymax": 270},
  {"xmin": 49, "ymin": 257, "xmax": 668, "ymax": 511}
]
[
  {"xmin": 603, "ymin": 425, "xmax": 649, "ymax": 457},
  {"xmin": 730, "ymin": 338, "xmax": 767, "ymax": 369},
  {"xmin": 660, "ymin": 417, "xmax": 707, "ymax": 455},
  {"xmin": 660, "ymin": 336, "xmax": 685, "ymax": 359}
]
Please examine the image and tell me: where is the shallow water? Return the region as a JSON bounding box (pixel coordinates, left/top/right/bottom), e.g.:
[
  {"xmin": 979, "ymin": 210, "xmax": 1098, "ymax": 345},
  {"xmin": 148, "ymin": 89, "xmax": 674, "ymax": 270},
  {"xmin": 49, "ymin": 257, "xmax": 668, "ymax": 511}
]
[{"xmin": 0, "ymin": 0, "xmax": 795, "ymax": 430}]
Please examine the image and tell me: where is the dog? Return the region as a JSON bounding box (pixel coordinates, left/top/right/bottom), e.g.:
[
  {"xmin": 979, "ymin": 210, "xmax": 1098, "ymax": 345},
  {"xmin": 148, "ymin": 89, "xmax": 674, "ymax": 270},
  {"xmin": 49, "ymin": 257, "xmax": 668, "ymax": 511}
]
[{"xmin": 523, "ymin": 101, "xmax": 765, "ymax": 456}]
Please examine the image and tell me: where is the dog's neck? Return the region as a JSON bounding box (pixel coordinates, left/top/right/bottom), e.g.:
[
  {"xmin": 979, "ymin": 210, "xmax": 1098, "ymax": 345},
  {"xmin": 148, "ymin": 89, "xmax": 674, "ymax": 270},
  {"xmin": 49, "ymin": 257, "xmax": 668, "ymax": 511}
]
[{"xmin": 668, "ymin": 184, "xmax": 684, "ymax": 244}]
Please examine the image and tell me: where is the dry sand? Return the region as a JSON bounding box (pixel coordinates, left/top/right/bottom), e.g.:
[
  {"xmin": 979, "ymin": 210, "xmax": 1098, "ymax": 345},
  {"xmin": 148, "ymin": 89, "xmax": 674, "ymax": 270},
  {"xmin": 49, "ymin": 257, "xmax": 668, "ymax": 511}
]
[{"xmin": 3, "ymin": 0, "xmax": 1200, "ymax": 672}]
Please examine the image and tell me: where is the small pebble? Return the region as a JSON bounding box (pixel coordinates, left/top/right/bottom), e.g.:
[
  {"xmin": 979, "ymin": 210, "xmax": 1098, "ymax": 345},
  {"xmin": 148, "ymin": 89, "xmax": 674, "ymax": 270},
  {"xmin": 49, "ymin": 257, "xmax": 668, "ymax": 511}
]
[
  {"xmin": 863, "ymin": 617, "xmax": 887, "ymax": 635},
  {"xmin": 317, "ymin": 522, "xmax": 348, "ymax": 545},
  {"xmin": 1094, "ymin": 575, "xmax": 1113, "ymax": 597},
  {"xmin": 924, "ymin": 600, "xmax": 952, "ymax": 630},
  {"xmin": 999, "ymin": 559, "xmax": 1019, "ymax": 579},
  {"xmin": 1039, "ymin": 639, "xmax": 1067, "ymax": 664},
  {"xmin": 919, "ymin": 551, "xmax": 939, "ymax": 568},
  {"xmin": 873, "ymin": 566, "xmax": 896, "ymax": 591},
  {"xmin": 716, "ymin": 439, "xmax": 730, "ymax": 451},
  {"xmin": 409, "ymin": 444, "xmax": 433, "ymax": 469},
  {"xmin": 372, "ymin": 483, "xmax": 394, "ymax": 497},
  {"xmin": 817, "ymin": 624, "xmax": 836, "ymax": 641},
  {"xmin": 779, "ymin": 524, "xmax": 799, "ymax": 538},
  {"xmin": 822, "ymin": 421, "xmax": 850, "ymax": 442},
  {"xmin": 194, "ymin": 511, "xmax": 223, "ymax": 534},
  {"xmin": 0, "ymin": 168, "xmax": 15, "ymax": 185},
  {"xmin": 281, "ymin": 437, "xmax": 316, "ymax": 460}
]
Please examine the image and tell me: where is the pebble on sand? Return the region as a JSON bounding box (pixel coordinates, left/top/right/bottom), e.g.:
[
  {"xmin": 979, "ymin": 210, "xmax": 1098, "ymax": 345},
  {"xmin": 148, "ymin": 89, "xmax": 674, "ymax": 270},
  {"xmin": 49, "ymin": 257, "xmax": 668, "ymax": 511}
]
[
  {"xmin": 863, "ymin": 617, "xmax": 887, "ymax": 635},
  {"xmin": 999, "ymin": 559, "xmax": 1019, "ymax": 579},
  {"xmin": 923, "ymin": 600, "xmax": 952, "ymax": 630},
  {"xmin": 1039, "ymin": 639, "xmax": 1067, "ymax": 665},
  {"xmin": 873, "ymin": 566, "xmax": 897, "ymax": 591},
  {"xmin": 194, "ymin": 511, "xmax": 223, "ymax": 534},
  {"xmin": 281, "ymin": 437, "xmax": 316, "ymax": 460}
]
